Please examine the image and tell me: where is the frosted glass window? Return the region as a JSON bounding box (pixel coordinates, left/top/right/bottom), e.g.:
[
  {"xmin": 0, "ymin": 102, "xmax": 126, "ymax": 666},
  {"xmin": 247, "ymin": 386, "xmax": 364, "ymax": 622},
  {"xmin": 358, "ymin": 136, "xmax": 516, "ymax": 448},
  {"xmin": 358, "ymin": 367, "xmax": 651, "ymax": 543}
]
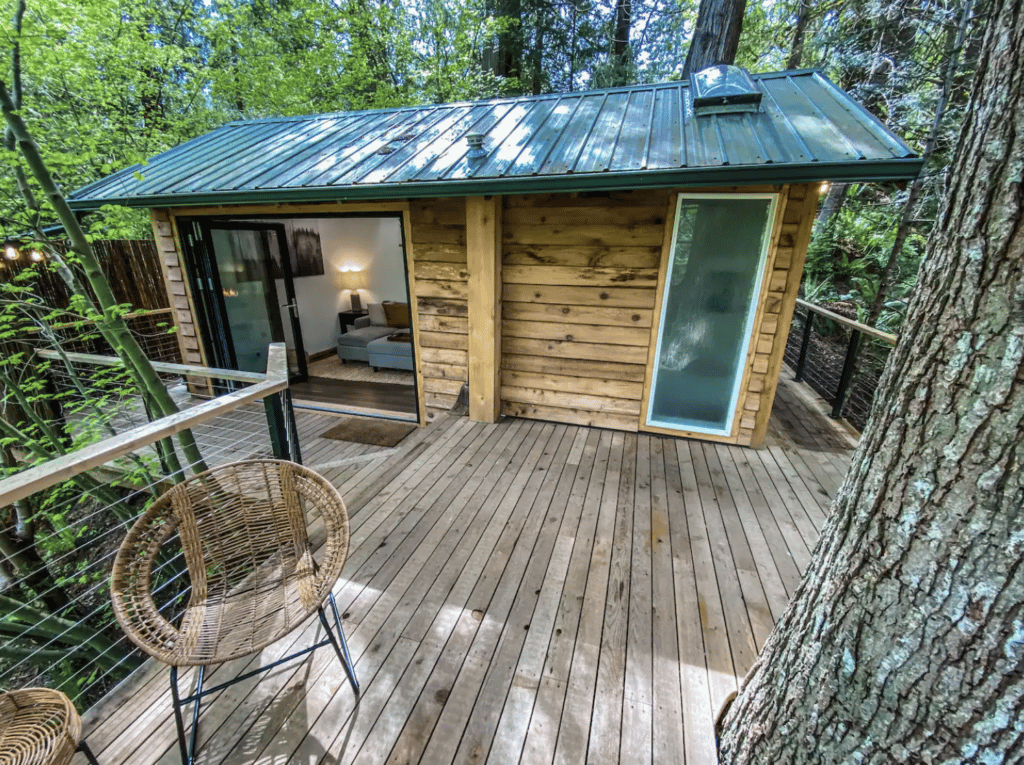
[{"xmin": 647, "ymin": 194, "xmax": 777, "ymax": 435}]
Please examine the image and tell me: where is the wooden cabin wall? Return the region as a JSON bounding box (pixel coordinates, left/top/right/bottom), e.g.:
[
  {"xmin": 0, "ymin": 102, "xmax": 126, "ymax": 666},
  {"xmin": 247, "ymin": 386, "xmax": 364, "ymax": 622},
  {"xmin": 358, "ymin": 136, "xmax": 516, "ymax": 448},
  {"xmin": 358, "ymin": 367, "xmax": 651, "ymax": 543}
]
[
  {"xmin": 496, "ymin": 185, "xmax": 817, "ymax": 446},
  {"xmin": 498, "ymin": 191, "xmax": 669, "ymax": 431},
  {"xmin": 744, "ymin": 183, "xmax": 816, "ymax": 446},
  {"xmin": 150, "ymin": 208, "xmax": 207, "ymax": 371},
  {"xmin": 409, "ymin": 198, "xmax": 470, "ymax": 411}
]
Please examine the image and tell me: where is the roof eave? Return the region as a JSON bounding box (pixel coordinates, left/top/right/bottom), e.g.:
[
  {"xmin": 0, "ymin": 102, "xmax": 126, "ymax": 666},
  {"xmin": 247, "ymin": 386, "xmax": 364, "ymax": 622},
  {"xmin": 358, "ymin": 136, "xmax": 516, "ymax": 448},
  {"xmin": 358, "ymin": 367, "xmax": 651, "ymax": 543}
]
[{"xmin": 67, "ymin": 158, "xmax": 924, "ymax": 211}]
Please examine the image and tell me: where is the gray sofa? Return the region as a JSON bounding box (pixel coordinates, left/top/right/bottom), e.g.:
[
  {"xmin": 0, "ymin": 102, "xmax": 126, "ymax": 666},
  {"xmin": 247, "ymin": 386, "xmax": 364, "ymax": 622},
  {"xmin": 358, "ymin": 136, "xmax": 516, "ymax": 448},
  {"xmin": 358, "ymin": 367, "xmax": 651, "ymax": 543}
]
[{"xmin": 336, "ymin": 304, "xmax": 414, "ymax": 371}]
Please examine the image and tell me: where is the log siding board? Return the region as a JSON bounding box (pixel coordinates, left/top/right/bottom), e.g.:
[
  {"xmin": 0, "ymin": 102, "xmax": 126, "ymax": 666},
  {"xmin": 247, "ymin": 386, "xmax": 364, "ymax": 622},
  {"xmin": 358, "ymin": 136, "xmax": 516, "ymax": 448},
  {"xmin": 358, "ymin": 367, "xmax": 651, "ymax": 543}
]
[
  {"xmin": 500, "ymin": 191, "xmax": 669, "ymax": 430},
  {"xmin": 410, "ymin": 198, "xmax": 470, "ymax": 413},
  {"xmin": 150, "ymin": 209, "xmax": 211, "ymax": 393}
]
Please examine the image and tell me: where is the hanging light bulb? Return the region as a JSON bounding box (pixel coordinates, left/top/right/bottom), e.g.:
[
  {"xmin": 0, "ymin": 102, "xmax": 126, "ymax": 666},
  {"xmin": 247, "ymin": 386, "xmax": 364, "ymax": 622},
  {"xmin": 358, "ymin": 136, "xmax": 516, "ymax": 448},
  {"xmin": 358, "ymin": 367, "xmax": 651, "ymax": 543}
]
[
  {"xmin": 4, "ymin": 245, "xmax": 17, "ymax": 260},
  {"xmin": 30, "ymin": 250, "xmax": 44, "ymax": 262}
]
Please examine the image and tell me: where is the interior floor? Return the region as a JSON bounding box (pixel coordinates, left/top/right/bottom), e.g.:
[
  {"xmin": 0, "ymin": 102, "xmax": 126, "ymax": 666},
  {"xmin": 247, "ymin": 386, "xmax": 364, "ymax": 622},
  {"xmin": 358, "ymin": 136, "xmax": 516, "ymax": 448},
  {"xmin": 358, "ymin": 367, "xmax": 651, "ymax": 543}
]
[{"xmin": 291, "ymin": 376, "xmax": 418, "ymax": 419}]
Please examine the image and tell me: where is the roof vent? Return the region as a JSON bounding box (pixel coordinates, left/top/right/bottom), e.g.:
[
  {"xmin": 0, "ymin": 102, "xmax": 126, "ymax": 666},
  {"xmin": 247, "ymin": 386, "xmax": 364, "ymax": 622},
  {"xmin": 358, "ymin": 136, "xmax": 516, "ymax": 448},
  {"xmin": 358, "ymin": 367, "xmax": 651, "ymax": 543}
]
[
  {"xmin": 690, "ymin": 65, "xmax": 762, "ymax": 116},
  {"xmin": 466, "ymin": 133, "xmax": 487, "ymax": 160}
]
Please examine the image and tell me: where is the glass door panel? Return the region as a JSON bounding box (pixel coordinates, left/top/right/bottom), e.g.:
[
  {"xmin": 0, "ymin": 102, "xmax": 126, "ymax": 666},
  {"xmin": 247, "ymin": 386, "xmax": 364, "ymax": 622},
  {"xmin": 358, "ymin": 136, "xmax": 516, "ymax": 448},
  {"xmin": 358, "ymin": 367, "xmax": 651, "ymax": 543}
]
[
  {"xmin": 205, "ymin": 224, "xmax": 307, "ymax": 380},
  {"xmin": 647, "ymin": 194, "xmax": 778, "ymax": 436}
]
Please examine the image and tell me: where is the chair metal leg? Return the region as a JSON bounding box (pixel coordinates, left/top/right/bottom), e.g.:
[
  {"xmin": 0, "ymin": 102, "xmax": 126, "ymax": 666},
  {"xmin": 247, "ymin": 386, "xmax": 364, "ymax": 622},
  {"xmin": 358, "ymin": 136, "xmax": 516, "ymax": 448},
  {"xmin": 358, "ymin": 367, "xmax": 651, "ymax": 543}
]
[
  {"xmin": 318, "ymin": 592, "xmax": 360, "ymax": 695},
  {"xmin": 169, "ymin": 665, "xmax": 205, "ymax": 765},
  {"xmin": 77, "ymin": 740, "xmax": 100, "ymax": 765}
]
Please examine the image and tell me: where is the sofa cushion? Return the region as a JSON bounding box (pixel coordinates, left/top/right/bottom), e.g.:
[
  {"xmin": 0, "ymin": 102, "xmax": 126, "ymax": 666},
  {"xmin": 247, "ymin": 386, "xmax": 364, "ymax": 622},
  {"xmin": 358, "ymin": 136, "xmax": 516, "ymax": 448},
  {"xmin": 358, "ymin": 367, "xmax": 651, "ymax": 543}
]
[
  {"xmin": 368, "ymin": 303, "xmax": 387, "ymax": 326},
  {"xmin": 336, "ymin": 324, "xmax": 395, "ymax": 348}
]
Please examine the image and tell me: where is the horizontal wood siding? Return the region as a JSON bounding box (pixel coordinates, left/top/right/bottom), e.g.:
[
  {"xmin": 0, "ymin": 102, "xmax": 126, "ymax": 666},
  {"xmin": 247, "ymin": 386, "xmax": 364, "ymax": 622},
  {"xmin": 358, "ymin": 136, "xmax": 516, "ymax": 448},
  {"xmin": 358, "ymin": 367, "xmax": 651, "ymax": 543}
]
[
  {"xmin": 150, "ymin": 209, "xmax": 207, "ymax": 377},
  {"xmin": 500, "ymin": 191, "xmax": 670, "ymax": 431},
  {"xmin": 746, "ymin": 183, "xmax": 818, "ymax": 447},
  {"xmin": 410, "ymin": 199, "xmax": 469, "ymax": 410}
]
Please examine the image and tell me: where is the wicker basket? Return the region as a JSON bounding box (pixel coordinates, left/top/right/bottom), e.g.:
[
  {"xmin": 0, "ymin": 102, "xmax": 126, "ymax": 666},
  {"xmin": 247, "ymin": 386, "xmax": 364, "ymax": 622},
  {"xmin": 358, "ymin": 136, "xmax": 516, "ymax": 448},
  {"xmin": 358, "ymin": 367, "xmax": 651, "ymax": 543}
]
[{"xmin": 0, "ymin": 688, "xmax": 84, "ymax": 765}]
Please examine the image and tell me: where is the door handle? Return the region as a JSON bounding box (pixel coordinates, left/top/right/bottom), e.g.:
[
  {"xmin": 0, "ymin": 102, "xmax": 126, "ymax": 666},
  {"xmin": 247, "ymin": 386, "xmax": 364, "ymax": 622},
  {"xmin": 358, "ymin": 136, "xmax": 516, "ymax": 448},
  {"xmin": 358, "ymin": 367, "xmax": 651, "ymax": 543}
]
[{"xmin": 282, "ymin": 301, "xmax": 298, "ymax": 314}]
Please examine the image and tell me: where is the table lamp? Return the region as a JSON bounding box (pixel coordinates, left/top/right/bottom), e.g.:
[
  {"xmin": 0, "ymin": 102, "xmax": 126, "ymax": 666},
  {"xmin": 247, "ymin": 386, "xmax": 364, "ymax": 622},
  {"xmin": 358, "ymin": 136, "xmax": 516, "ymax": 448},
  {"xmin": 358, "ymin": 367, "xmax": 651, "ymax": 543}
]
[{"xmin": 335, "ymin": 265, "xmax": 367, "ymax": 311}]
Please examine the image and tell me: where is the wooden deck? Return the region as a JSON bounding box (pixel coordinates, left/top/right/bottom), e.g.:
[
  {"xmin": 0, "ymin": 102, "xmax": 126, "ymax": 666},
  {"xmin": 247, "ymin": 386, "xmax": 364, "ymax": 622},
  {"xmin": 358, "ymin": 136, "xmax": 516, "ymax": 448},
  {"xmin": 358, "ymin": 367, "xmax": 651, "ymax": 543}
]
[{"xmin": 76, "ymin": 375, "xmax": 854, "ymax": 765}]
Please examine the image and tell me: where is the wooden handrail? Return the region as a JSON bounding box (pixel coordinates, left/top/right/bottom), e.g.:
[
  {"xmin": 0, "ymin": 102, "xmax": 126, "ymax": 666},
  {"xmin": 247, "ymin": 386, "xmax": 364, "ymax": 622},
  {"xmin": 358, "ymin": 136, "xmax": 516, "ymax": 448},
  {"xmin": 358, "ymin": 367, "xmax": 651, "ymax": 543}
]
[
  {"xmin": 795, "ymin": 298, "xmax": 898, "ymax": 345},
  {"xmin": 0, "ymin": 344, "xmax": 288, "ymax": 508},
  {"xmin": 37, "ymin": 348, "xmax": 268, "ymax": 384}
]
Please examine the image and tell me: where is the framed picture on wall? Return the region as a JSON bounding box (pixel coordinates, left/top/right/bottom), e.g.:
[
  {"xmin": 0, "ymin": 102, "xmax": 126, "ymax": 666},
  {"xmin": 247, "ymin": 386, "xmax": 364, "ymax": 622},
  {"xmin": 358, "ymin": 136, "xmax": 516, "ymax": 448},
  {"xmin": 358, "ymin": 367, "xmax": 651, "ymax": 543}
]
[
  {"xmin": 264, "ymin": 220, "xmax": 326, "ymax": 279},
  {"xmin": 290, "ymin": 221, "xmax": 325, "ymax": 277}
]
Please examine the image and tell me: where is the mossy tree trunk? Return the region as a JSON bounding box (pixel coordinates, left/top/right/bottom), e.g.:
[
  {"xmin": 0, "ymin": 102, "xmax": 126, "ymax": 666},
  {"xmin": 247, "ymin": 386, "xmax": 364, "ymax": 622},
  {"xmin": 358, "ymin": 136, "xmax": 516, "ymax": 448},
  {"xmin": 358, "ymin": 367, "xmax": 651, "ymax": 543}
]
[{"xmin": 718, "ymin": 0, "xmax": 1024, "ymax": 761}]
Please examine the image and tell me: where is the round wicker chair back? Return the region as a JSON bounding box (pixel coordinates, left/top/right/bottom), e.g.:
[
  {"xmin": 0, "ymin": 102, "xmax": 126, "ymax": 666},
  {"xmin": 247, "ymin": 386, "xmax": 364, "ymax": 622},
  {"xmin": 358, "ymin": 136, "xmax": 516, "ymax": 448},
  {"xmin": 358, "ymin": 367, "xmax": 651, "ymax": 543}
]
[
  {"xmin": 110, "ymin": 459, "xmax": 350, "ymax": 667},
  {"xmin": 0, "ymin": 688, "xmax": 82, "ymax": 765}
]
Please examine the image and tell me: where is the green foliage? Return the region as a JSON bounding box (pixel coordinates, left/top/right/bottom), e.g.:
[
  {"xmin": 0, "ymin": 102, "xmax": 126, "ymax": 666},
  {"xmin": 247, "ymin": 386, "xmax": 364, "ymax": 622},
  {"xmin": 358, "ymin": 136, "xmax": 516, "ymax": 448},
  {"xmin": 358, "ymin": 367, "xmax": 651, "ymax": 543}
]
[{"xmin": 805, "ymin": 190, "xmax": 927, "ymax": 332}]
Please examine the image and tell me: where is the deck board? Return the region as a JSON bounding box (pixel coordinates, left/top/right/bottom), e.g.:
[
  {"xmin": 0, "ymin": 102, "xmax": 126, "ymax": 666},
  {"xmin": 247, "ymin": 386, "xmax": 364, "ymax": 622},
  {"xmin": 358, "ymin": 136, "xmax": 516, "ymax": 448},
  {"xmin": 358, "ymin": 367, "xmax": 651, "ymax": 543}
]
[{"xmin": 77, "ymin": 375, "xmax": 854, "ymax": 765}]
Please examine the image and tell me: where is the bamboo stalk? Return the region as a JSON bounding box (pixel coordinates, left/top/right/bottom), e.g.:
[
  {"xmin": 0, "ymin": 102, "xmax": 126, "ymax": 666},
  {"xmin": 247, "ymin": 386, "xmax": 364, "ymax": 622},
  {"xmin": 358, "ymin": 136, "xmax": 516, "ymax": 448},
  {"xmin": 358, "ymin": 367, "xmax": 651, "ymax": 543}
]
[{"xmin": 0, "ymin": 80, "xmax": 208, "ymax": 474}]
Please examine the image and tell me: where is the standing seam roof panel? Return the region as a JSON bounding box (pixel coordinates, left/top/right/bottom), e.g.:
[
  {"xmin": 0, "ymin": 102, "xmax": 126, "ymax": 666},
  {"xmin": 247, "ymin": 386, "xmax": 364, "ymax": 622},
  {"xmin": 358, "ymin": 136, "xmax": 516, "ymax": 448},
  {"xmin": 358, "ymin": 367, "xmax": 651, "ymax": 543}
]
[
  {"xmin": 333, "ymin": 106, "xmax": 468, "ymax": 186},
  {"xmin": 538, "ymin": 94, "xmax": 607, "ymax": 175},
  {"xmin": 151, "ymin": 122, "xmax": 292, "ymax": 195},
  {"xmin": 573, "ymin": 92, "xmax": 631, "ymax": 173},
  {"xmin": 233, "ymin": 114, "xmax": 371, "ymax": 189},
  {"xmin": 364, "ymin": 104, "xmax": 492, "ymax": 185},
  {"xmin": 475, "ymin": 98, "xmax": 560, "ymax": 178},
  {"xmin": 316, "ymin": 108, "xmax": 451, "ymax": 187},
  {"xmin": 416, "ymin": 103, "xmax": 515, "ymax": 181},
  {"xmin": 269, "ymin": 111, "xmax": 410, "ymax": 188},
  {"xmin": 504, "ymin": 97, "xmax": 582, "ymax": 177},
  {"xmin": 446, "ymin": 101, "xmax": 539, "ymax": 180},
  {"xmin": 214, "ymin": 116, "xmax": 359, "ymax": 191},
  {"xmin": 610, "ymin": 90, "xmax": 655, "ymax": 172},
  {"xmin": 65, "ymin": 71, "xmax": 924, "ymax": 208},
  {"xmin": 646, "ymin": 88, "xmax": 682, "ymax": 170}
]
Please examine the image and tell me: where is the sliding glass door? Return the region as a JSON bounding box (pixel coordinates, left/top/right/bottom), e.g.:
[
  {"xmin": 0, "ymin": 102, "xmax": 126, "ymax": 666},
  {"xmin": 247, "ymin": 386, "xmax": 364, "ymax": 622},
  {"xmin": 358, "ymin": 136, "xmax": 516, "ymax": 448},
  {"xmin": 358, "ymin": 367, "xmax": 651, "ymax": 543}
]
[
  {"xmin": 178, "ymin": 219, "xmax": 307, "ymax": 382},
  {"xmin": 647, "ymin": 193, "xmax": 778, "ymax": 436}
]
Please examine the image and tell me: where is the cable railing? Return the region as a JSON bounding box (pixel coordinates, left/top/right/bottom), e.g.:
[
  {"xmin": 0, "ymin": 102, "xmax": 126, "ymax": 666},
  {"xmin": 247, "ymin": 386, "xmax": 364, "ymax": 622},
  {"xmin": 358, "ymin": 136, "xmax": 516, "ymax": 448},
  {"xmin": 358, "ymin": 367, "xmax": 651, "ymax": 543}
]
[
  {"xmin": 784, "ymin": 298, "xmax": 898, "ymax": 432},
  {"xmin": 0, "ymin": 344, "xmax": 297, "ymax": 708}
]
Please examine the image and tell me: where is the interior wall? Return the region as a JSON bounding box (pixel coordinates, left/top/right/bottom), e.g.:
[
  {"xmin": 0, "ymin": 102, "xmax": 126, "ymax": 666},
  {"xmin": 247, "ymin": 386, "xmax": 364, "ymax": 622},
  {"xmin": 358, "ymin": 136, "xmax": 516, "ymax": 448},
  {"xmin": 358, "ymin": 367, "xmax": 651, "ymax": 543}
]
[{"xmin": 259, "ymin": 216, "xmax": 406, "ymax": 355}]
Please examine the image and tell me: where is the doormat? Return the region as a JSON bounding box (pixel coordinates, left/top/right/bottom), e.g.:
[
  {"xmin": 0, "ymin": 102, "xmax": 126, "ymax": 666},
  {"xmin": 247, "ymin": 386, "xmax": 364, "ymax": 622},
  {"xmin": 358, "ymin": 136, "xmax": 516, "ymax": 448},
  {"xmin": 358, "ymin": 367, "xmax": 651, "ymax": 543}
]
[{"xmin": 321, "ymin": 417, "xmax": 417, "ymax": 447}]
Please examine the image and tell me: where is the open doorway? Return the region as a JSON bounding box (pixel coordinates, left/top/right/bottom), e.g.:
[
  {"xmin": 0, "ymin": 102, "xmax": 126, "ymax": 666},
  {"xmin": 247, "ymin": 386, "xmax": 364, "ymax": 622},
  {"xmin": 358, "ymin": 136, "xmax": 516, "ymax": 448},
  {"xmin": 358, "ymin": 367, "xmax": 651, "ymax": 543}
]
[{"xmin": 178, "ymin": 213, "xmax": 419, "ymax": 423}]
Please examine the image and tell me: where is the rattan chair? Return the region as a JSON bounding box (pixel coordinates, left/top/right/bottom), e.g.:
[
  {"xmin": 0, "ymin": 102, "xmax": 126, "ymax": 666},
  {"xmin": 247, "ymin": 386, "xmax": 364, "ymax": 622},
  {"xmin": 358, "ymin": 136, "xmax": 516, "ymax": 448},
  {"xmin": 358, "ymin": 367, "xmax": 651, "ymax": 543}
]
[
  {"xmin": 0, "ymin": 688, "xmax": 99, "ymax": 765},
  {"xmin": 110, "ymin": 459, "xmax": 359, "ymax": 765}
]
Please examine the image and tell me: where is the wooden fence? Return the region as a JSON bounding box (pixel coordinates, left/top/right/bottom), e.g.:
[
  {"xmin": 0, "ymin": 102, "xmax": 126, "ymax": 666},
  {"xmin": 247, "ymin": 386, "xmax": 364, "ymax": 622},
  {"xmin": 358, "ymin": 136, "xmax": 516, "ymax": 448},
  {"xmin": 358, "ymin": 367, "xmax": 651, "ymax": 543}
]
[{"xmin": 0, "ymin": 239, "xmax": 181, "ymax": 364}]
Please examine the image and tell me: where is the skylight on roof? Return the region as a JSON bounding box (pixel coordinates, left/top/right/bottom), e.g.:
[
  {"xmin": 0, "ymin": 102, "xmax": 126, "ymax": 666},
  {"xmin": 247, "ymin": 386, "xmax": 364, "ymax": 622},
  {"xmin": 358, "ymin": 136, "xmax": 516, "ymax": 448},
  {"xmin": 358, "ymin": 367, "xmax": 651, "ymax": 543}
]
[{"xmin": 690, "ymin": 65, "xmax": 762, "ymax": 116}]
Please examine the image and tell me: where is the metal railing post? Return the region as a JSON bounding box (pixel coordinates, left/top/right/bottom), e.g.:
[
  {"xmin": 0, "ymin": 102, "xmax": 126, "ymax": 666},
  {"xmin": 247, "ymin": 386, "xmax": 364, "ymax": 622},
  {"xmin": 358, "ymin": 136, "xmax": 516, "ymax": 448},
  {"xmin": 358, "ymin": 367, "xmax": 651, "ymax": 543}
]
[
  {"xmin": 832, "ymin": 329, "xmax": 862, "ymax": 419},
  {"xmin": 283, "ymin": 389, "xmax": 302, "ymax": 465},
  {"xmin": 263, "ymin": 389, "xmax": 303, "ymax": 464},
  {"xmin": 264, "ymin": 393, "xmax": 290, "ymax": 461},
  {"xmin": 794, "ymin": 309, "xmax": 813, "ymax": 382}
]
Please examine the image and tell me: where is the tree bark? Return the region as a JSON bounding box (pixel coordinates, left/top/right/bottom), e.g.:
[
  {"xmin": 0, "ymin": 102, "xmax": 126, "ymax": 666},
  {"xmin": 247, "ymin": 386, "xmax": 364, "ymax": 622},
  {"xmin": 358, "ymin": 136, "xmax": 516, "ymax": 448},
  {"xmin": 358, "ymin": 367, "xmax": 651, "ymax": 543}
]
[
  {"xmin": 718, "ymin": 0, "xmax": 1024, "ymax": 760},
  {"xmin": 682, "ymin": 0, "xmax": 747, "ymax": 77}
]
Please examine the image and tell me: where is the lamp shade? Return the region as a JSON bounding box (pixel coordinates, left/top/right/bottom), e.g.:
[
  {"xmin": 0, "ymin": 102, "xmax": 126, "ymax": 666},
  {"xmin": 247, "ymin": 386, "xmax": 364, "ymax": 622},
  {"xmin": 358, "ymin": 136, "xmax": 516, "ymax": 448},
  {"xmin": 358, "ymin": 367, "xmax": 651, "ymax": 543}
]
[{"xmin": 334, "ymin": 266, "xmax": 367, "ymax": 291}]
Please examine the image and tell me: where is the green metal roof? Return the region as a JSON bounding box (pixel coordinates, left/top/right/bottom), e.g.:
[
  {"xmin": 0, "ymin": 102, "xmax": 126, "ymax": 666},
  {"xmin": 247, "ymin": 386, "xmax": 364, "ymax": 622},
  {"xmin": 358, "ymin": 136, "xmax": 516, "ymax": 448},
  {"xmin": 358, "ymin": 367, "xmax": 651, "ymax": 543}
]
[{"xmin": 68, "ymin": 70, "xmax": 922, "ymax": 210}]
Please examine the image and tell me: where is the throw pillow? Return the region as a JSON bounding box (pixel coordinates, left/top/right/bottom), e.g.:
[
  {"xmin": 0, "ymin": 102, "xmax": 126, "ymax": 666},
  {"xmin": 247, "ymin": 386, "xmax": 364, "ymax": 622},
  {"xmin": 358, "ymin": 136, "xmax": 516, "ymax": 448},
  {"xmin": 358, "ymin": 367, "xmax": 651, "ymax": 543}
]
[
  {"xmin": 368, "ymin": 303, "xmax": 387, "ymax": 326},
  {"xmin": 383, "ymin": 301, "xmax": 411, "ymax": 328}
]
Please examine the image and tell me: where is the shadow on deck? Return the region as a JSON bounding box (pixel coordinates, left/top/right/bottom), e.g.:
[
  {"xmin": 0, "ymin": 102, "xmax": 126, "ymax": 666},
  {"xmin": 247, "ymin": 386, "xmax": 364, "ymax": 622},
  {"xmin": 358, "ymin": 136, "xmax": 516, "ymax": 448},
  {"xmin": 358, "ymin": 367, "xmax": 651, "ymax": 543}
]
[{"xmin": 76, "ymin": 375, "xmax": 855, "ymax": 765}]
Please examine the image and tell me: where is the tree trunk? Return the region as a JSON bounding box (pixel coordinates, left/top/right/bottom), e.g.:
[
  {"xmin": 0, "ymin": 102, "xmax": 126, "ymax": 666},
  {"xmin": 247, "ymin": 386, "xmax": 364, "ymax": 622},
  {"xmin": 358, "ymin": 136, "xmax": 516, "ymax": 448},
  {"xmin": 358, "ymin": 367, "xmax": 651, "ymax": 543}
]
[
  {"xmin": 681, "ymin": 0, "xmax": 747, "ymax": 77},
  {"xmin": 813, "ymin": 182, "xmax": 848, "ymax": 233},
  {"xmin": 495, "ymin": 0, "xmax": 522, "ymax": 80},
  {"xmin": 718, "ymin": 0, "xmax": 1024, "ymax": 761},
  {"xmin": 785, "ymin": 0, "xmax": 811, "ymax": 70},
  {"xmin": 613, "ymin": 0, "xmax": 631, "ymax": 58},
  {"xmin": 867, "ymin": 0, "xmax": 973, "ymax": 324}
]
